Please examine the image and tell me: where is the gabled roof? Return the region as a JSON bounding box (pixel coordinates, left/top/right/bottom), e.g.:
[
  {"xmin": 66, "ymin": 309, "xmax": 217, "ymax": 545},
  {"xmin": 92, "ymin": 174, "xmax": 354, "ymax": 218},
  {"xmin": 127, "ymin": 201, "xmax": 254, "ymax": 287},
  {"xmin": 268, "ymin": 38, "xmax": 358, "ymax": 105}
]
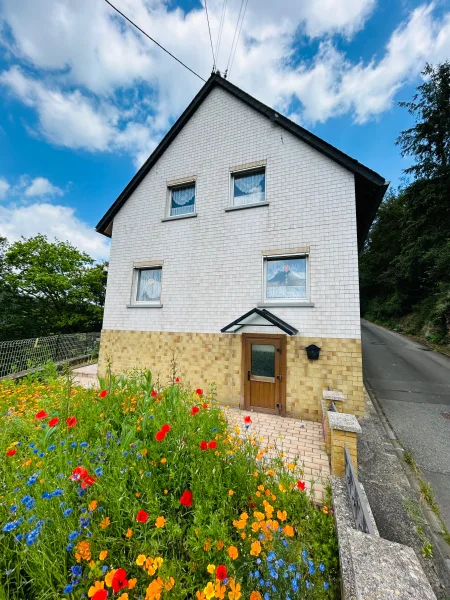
[
  {"xmin": 221, "ymin": 308, "xmax": 298, "ymax": 336},
  {"xmin": 96, "ymin": 73, "xmax": 388, "ymax": 249}
]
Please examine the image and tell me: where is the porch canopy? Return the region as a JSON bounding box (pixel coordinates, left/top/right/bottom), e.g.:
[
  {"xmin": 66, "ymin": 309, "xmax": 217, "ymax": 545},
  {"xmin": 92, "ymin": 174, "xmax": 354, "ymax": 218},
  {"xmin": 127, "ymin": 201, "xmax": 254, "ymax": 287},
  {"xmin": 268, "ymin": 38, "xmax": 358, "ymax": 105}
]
[{"xmin": 221, "ymin": 308, "xmax": 298, "ymax": 336}]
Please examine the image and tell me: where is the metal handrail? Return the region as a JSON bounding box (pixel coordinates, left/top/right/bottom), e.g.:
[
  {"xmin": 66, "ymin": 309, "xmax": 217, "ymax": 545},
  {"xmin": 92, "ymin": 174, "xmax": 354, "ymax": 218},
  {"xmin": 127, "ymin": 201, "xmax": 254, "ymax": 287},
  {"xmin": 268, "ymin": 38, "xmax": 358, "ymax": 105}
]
[{"xmin": 344, "ymin": 444, "xmax": 376, "ymax": 535}]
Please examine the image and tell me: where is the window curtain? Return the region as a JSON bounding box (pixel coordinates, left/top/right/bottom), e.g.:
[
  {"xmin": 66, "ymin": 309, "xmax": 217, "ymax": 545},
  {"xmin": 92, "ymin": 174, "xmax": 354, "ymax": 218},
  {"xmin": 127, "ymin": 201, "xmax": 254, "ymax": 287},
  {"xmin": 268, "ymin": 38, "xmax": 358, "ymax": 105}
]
[
  {"xmin": 233, "ymin": 172, "xmax": 265, "ymax": 206},
  {"xmin": 266, "ymin": 258, "xmax": 306, "ymax": 299},
  {"xmin": 136, "ymin": 268, "xmax": 161, "ymax": 302},
  {"xmin": 171, "ymin": 186, "xmax": 195, "ymax": 216}
]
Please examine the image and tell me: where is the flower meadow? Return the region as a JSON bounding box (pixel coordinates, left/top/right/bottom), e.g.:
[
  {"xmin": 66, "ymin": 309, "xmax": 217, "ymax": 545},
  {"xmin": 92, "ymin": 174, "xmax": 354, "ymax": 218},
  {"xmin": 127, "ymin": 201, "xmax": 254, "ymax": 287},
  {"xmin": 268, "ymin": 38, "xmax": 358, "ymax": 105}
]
[{"xmin": 0, "ymin": 368, "xmax": 339, "ymax": 599}]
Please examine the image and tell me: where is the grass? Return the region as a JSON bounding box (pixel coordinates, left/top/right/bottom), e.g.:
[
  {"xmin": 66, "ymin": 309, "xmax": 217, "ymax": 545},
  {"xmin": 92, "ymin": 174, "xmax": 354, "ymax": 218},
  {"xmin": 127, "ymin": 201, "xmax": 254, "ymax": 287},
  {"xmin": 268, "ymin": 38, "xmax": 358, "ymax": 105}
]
[{"xmin": 0, "ymin": 368, "xmax": 339, "ymax": 599}]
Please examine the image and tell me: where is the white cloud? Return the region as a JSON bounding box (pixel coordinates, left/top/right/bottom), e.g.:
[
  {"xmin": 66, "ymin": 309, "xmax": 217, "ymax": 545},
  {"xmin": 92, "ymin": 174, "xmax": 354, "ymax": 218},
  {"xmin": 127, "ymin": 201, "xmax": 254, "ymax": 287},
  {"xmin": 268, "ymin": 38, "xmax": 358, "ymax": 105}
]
[
  {"xmin": 0, "ymin": 177, "xmax": 10, "ymax": 199},
  {"xmin": 24, "ymin": 176, "xmax": 64, "ymax": 197},
  {"xmin": 0, "ymin": 0, "xmax": 449, "ymax": 165},
  {"xmin": 0, "ymin": 202, "xmax": 110, "ymax": 260}
]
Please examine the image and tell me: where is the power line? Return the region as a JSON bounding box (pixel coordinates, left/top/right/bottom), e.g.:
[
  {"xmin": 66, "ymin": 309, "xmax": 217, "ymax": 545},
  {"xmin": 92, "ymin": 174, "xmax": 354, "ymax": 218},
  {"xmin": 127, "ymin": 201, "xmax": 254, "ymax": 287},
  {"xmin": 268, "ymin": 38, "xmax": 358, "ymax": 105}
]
[
  {"xmin": 225, "ymin": 0, "xmax": 245, "ymax": 77},
  {"xmin": 204, "ymin": 0, "xmax": 216, "ymax": 71},
  {"xmin": 228, "ymin": 0, "xmax": 248, "ymax": 76},
  {"xmin": 215, "ymin": 0, "xmax": 227, "ymax": 67},
  {"xmin": 103, "ymin": 0, "xmax": 206, "ymax": 82}
]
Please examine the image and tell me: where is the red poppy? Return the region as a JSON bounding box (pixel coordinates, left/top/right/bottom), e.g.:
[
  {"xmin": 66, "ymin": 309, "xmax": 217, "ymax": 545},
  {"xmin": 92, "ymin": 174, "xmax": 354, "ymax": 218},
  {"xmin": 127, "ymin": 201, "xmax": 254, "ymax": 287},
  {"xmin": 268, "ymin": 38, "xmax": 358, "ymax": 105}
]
[
  {"xmin": 6, "ymin": 448, "xmax": 17, "ymax": 456},
  {"xmin": 155, "ymin": 430, "xmax": 166, "ymax": 442},
  {"xmin": 244, "ymin": 416, "xmax": 252, "ymax": 424},
  {"xmin": 92, "ymin": 590, "xmax": 108, "ymax": 600},
  {"xmin": 98, "ymin": 390, "xmax": 108, "ymax": 398},
  {"xmin": 297, "ymin": 481, "xmax": 305, "ymax": 491},
  {"xmin": 48, "ymin": 417, "xmax": 59, "ymax": 427},
  {"xmin": 208, "ymin": 441, "xmax": 217, "ymax": 450},
  {"xmin": 151, "ymin": 390, "xmax": 158, "ymax": 397},
  {"xmin": 175, "ymin": 377, "xmax": 180, "ymax": 383},
  {"xmin": 199, "ymin": 441, "xmax": 208, "ymax": 451},
  {"xmin": 136, "ymin": 510, "xmax": 149, "ymax": 523},
  {"xmin": 81, "ymin": 475, "xmax": 96, "ymax": 489},
  {"xmin": 216, "ymin": 565, "xmax": 228, "ymax": 581},
  {"xmin": 70, "ymin": 466, "xmax": 88, "ymax": 481},
  {"xmin": 179, "ymin": 490, "xmax": 193, "ymax": 507},
  {"xmin": 112, "ymin": 568, "xmax": 129, "ymax": 593},
  {"xmin": 35, "ymin": 410, "xmax": 48, "ymax": 420},
  {"xmin": 202, "ymin": 404, "xmax": 208, "ymax": 409},
  {"xmin": 66, "ymin": 416, "xmax": 77, "ymax": 428},
  {"xmin": 190, "ymin": 406, "xmax": 200, "ymax": 416},
  {"xmin": 195, "ymin": 389, "xmax": 203, "ymax": 396},
  {"xmin": 161, "ymin": 424, "xmax": 171, "ymax": 434}
]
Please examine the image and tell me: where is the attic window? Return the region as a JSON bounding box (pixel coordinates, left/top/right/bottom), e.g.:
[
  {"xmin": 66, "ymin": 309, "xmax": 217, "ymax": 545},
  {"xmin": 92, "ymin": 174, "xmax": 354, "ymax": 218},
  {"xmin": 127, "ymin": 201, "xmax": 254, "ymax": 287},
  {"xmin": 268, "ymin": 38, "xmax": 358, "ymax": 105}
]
[
  {"xmin": 232, "ymin": 167, "xmax": 265, "ymax": 207},
  {"xmin": 169, "ymin": 182, "xmax": 195, "ymax": 217}
]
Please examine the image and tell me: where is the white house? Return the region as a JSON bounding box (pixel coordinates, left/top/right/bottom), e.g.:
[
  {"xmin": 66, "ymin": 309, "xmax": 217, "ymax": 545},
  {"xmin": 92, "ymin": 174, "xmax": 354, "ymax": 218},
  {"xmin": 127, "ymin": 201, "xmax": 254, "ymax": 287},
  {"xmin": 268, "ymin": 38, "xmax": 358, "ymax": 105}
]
[{"xmin": 96, "ymin": 73, "xmax": 387, "ymax": 421}]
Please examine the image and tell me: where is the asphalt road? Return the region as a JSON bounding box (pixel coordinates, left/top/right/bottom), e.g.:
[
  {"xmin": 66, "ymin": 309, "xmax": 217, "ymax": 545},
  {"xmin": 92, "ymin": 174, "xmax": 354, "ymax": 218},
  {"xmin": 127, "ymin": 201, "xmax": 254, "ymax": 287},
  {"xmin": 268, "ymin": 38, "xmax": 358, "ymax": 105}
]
[{"xmin": 361, "ymin": 319, "xmax": 450, "ymax": 529}]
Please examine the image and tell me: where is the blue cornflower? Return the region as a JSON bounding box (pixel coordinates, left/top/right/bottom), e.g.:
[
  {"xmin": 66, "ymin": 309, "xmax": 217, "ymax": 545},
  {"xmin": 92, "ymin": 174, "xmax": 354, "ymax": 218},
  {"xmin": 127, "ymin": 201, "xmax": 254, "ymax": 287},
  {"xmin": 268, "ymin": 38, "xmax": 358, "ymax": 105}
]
[
  {"xmin": 68, "ymin": 530, "xmax": 79, "ymax": 541},
  {"xmin": 63, "ymin": 508, "xmax": 73, "ymax": 517},
  {"xmin": 122, "ymin": 451, "xmax": 128, "ymax": 456},
  {"xmin": 324, "ymin": 582, "xmax": 329, "ymax": 590},
  {"xmin": 271, "ymin": 585, "xmax": 276, "ymax": 592},
  {"xmin": 42, "ymin": 492, "xmax": 52, "ymax": 499},
  {"xmin": 80, "ymin": 442, "xmax": 88, "ymax": 448},
  {"xmin": 306, "ymin": 581, "xmax": 311, "ymax": 589},
  {"xmin": 259, "ymin": 579, "xmax": 265, "ymax": 587},
  {"xmin": 70, "ymin": 443, "xmax": 77, "ymax": 448},
  {"xmin": 254, "ymin": 570, "xmax": 260, "ymax": 578},
  {"xmin": 212, "ymin": 427, "xmax": 217, "ymax": 431},
  {"xmin": 256, "ymin": 558, "xmax": 261, "ymax": 564},
  {"xmin": 267, "ymin": 552, "xmax": 276, "ymax": 562},
  {"xmin": 302, "ymin": 550, "xmax": 307, "ymax": 558},
  {"xmin": 102, "ymin": 565, "xmax": 108, "ymax": 574},
  {"xmin": 292, "ymin": 580, "xmax": 299, "ymax": 593},
  {"xmin": 288, "ymin": 564, "xmax": 295, "ymax": 572},
  {"xmin": 269, "ymin": 569, "xmax": 278, "ymax": 579},
  {"xmin": 3, "ymin": 521, "xmax": 19, "ymax": 532},
  {"xmin": 38, "ymin": 452, "xmax": 45, "ymax": 458},
  {"xmin": 63, "ymin": 584, "xmax": 74, "ymax": 594},
  {"xmin": 276, "ymin": 559, "xmax": 284, "ymax": 568},
  {"xmin": 52, "ymin": 488, "xmax": 64, "ymax": 497},
  {"xmin": 94, "ymin": 467, "xmax": 103, "ymax": 477},
  {"xmin": 282, "ymin": 539, "xmax": 288, "ymax": 548},
  {"xmin": 29, "ymin": 443, "xmax": 35, "ymax": 448},
  {"xmin": 264, "ymin": 593, "xmax": 270, "ymax": 600},
  {"xmin": 59, "ymin": 441, "xmax": 65, "ymax": 446},
  {"xmin": 66, "ymin": 543, "xmax": 74, "ymax": 551},
  {"xmin": 10, "ymin": 505, "xmax": 17, "ymax": 513},
  {"xmin": 32, "ymin": 449, "xmax": 39, "ymax": 454},
  {"xmin": 319, "ymin": 563, "xmax": 325, "ymax": 572},
  {"xmin": 308, "ymin": 565, "xmax": 315, "ymax": 575},
  {"xmin": 71, "ymin": 565, "xmax": 82, "ymax": 577},
  {"xmin": 48, "ymin": 445, "xmax": 56, "ymax": 451}
]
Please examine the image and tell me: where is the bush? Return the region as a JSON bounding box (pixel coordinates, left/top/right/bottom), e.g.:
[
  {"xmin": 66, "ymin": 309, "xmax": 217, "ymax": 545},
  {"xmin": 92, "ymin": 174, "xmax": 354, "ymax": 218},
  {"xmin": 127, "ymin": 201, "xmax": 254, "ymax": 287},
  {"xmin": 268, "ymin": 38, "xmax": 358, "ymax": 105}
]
[{"xmin": 0, "ymin": 371, "xmax": 338, "ymax": 599}]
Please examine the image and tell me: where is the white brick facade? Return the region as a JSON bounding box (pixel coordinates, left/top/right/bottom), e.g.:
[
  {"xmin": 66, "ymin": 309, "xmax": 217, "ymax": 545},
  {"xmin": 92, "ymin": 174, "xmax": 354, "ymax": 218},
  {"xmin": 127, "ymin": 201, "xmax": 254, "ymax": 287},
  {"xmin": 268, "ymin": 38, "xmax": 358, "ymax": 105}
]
[{"xmin": 102, "ymin": 86, "xmax": 360, "ymax": 340}]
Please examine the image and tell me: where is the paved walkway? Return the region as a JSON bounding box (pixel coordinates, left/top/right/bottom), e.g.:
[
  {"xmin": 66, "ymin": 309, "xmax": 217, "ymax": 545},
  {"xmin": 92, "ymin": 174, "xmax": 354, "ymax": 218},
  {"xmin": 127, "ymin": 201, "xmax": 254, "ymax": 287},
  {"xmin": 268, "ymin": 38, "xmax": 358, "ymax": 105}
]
[{"xmin": 227, "ymin": 408, "xmax": 330, "ymax": 504}]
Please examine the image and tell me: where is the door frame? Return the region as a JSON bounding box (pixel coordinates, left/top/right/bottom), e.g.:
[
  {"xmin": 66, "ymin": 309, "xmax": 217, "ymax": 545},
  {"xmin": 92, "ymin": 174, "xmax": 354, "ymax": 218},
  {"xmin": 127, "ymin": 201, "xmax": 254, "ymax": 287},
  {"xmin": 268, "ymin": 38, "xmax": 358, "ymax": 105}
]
[{"xmin": 241, "ymin": 333, "xmax": 287, "ymax": 417}]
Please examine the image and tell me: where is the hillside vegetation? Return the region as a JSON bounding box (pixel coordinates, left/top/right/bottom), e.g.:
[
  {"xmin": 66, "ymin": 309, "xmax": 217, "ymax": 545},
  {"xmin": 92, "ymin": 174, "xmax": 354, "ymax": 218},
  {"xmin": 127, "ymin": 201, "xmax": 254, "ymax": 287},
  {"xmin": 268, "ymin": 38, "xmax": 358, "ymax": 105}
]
[{"xmin": 360, "ymin": 62, "xmax": 450, "ymax": 348}]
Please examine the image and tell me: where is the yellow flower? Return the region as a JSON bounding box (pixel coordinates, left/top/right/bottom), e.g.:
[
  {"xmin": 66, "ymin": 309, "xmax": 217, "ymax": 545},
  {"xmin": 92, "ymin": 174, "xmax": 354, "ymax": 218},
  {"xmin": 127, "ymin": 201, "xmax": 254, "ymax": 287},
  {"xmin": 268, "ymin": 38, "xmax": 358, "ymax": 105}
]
[
  {"xmin": 227, "ymin": 546, "xmax": 238, "ymax": 560},
  {"xmin": 204, "ymin": 581, "xmax": 216, "ymax": 599},
  {"xmin": 75, "ymin": 540, "xmax": 91, "ymax": 562},
  {"xmin": 277, "ymin": 510, "xmax": 287, "ymax": 522},
  {"xmin": 89, "ymin": 500, "xmax": 98, "ymax": 511},
  {"xmin": 136, "ymin": 554, "xmax": 147, "ymax": 566},
  {"xmin": 196, "ymin": 592, "xmax": 206, "ymax": 600},
  {"xmin": 161, "ymin": 457, "xmax": 167, "ymax": 464},
  {"xmin": 286, "ymin": 463, "xmax": 295, "ymax": 471},
  {"xmin": 135, "ymin": 492, "xmax": 141, "ymax": 498},
  {"xmin": 146, "ymin": 577, "xmax": 164, "ymax": 600},
  {"xmin": 267, "ymin": 469, "xmax": 275, "ymax": 476},
  {"xmin": 88, "ymin": 581, "xmax": 104, "ymax": 597},
  {"xmin": 105, "ymin": 569, "xmax": 117, "ymax": 588},
  {"xmin": 240, "ymin": 512, "xmax": 248, "ymax": 521},
  {"xmin": 99, "ymin": 517, "xmax": 111, "ymax": 529},
  {"xmin": 155, "ymin": 515, "xmax": 166, "ymax": 528},
  {"xmin": 99, "ymin": 550, "xmax": 108, "ymax": 561},
  {"xmin": 278, "ymin": 484, "xmax": 286, "ymax": 493},
  {"xmin": 128, "ymin": 578, "xmax": 137, "ymax": 590},
  {"xmin": 126, "ymin": 528, "xmax": 133, "ymax": 538},
  {"xmin": 215, "ymin": 581, "xmax": 226, "ymax": 599},
  {"xmin": 228, "ymin": 489, "xmax": 234, "ymax": 496},
  {"xmin": 240, "ymin": 532, "xmax": 246, "ymax": 539},
  {"xmin": 250, "ymin": 541, "xmax": 261, "ymax": 556},
  {"xmin": 283, "ymin": 525, "xmax": 295, "ymax": 537},
  {"xmin": 257, "ymin": 485, "xmax": 265, "ymax": 491},
  {"xmin": 228, "ymin": 579, "xmax": 241, "ymax": 600},
  {"xmin": 207, "ymin": 564, "xmax": 216, "ymax": 574},
  {"xmin": 117, "ymin": 594, "xmax": 129, "ymax": 600},
  {"xmin": 323, "ymin": 505, "xmax": 329, "ymax": 514},
  {"xmin": 216, "ymin": 540, "xmax": 224, "ymax": 550},
  {"xmin": 164, "ymin": 489, "xmax": 168, "ymax": 494},
  {"xmin": 254, "ymin": 511, "xmax": 265, "ymax": 522}
]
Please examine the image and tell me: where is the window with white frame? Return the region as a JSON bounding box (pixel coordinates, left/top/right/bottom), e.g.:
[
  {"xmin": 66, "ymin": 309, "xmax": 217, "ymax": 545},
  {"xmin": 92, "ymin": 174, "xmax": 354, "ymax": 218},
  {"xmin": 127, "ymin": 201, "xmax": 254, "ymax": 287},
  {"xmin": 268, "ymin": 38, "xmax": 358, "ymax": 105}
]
[
  {"xmin": 231, "ymin": 167, "xmax": 265, "ymax": 206},
  {"xmin": 169, "ymin": 182, "xmax": 195, "ymax": 217},
  {"xmin": 135, "ymin": 267, "xmax": 162, "ymax": 302},
  {"xmin": 264, "ymin": 255, "xmax": 308, "ymax": 301}
]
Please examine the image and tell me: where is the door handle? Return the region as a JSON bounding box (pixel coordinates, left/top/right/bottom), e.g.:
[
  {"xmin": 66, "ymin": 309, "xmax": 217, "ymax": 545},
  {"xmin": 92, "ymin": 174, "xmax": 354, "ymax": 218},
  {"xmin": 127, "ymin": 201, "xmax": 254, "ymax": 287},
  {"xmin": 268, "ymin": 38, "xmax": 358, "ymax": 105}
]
[{"xmin": 276, "ymin": 375, "xmax": 282, "ymax": 382}]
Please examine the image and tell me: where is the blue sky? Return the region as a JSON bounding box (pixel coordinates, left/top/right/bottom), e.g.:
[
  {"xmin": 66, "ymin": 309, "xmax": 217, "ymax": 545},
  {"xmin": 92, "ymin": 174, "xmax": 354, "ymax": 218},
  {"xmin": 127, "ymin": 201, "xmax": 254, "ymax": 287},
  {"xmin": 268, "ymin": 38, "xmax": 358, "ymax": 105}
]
[{"xmin": 0, "ymin": 0, "xmax": 449, "ymax": 260}]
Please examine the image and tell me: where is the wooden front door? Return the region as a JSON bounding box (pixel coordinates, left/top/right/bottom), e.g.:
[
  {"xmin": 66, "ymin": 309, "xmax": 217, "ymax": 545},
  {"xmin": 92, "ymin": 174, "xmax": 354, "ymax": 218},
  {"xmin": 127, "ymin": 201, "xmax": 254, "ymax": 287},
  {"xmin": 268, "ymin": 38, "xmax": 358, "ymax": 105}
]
[{"xmin": 242, "ymin": 333, "xmax": 286, "ymax": 416}]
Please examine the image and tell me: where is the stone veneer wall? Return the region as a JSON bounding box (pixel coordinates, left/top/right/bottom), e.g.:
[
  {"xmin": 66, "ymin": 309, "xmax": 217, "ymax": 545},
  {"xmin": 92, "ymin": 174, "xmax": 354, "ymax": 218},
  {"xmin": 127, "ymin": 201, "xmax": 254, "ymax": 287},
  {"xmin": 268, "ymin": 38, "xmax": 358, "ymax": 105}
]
[{"xmin": 98, "ymin": 330, "xmax": 363, "ymax": 421}]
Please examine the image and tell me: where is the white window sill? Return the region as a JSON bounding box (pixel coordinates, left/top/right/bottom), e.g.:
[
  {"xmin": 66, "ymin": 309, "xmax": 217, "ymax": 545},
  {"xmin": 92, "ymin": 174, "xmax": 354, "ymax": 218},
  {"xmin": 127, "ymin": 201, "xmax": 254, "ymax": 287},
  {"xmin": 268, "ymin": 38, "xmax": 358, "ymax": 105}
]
[
  {"xmin": 126, "ymin": 303, "xmax": 163, "ymax": 308},
  {"xmin": 225, "ymin": 201, "xmax": 269, "ymax": 212},
  {"xmin": 257, "ymin": 302, "xmax": 315, "ymax": 308},
  {"xmin": 162, "ymin": 213, "xmax": 197, "ymax": 222}
]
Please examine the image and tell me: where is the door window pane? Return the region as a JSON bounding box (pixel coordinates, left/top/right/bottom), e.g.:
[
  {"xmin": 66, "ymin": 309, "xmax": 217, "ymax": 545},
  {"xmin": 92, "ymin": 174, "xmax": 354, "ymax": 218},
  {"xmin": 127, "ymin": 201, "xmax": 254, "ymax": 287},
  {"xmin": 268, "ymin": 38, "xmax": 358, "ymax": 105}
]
[
  {"xmin": 171, "ymin": 184, "xmax": 195, "ymax": 216},
  {"xmin": 266, "ymin": 257, "xmax": 306, "ymax": 299},
  {"xmin": 136, "ymin": 268, "xmax": 161, "ymax": 302},
  {"xmin": 233, "ymin": 169, "xmax": 265, "ymax": 206},
  {"xmin": 251, "ymin": 344, "xmax": 275, "ymax": 377}
]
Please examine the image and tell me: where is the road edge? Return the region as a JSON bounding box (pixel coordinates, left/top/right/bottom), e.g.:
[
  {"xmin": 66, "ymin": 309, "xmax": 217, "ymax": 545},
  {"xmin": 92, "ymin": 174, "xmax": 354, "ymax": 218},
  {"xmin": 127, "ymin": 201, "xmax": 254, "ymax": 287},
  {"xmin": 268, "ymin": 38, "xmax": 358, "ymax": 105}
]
[{"xmin": 364, "ymin": 378, "xmax": 450, "ymax": 574}]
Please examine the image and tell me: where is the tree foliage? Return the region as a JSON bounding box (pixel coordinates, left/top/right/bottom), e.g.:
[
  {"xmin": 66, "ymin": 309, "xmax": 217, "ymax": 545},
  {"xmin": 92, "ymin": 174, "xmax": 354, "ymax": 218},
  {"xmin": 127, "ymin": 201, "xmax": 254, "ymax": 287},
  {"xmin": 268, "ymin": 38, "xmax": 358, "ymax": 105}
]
[
  {"xmin": 360, "ymin": 62, "xmax": 450, "ymax": 344},
  {"xmin": 0, "ymin": 234, "xmax": 106, "ymax": 341}
]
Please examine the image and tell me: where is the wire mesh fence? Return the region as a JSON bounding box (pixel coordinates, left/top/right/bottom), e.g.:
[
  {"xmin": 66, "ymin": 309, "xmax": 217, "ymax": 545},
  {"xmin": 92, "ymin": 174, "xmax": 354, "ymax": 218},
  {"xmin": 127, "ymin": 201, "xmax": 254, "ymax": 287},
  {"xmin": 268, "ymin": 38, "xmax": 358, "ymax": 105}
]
[{"xmin": 0, "ymin": 332, "xmax": 100, "ymax": 378}]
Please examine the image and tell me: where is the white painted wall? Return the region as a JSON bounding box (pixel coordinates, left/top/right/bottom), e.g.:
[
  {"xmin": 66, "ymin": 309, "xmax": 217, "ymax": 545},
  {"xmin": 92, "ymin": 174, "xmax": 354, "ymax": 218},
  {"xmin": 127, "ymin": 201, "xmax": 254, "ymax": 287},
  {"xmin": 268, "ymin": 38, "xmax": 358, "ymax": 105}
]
[{"xmin": 102, "ymin": 86, "xmax": 361, "ymax": 339}]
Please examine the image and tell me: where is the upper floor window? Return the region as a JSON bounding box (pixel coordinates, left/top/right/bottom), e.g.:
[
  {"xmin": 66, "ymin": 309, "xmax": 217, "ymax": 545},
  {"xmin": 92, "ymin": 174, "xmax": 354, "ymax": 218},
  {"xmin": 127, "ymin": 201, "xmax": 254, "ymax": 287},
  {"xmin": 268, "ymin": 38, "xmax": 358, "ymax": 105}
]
[
  {"xmin": 232, "ymin": 167, "xmax": 265, "ymax": 207},
  {"xmin": 136, "ymin": 267, "xmax": 162, "ymax": 303},
  {"xmin": 264, "ymin": 255, "xmax": 307, "ymax": 301},
  {"xmin": 170, "ymin": 182, "xmax": 195, "ymax": 217}
]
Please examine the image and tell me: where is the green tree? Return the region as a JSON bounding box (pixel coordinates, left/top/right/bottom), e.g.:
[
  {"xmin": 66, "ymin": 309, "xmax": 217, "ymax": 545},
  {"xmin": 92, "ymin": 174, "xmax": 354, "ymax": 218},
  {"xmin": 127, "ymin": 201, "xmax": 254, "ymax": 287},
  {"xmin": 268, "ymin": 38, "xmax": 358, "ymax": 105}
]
[
  {"xmin": 0, "ymin": 235, "xmax": 107, "ymax": 341},
  {"xmin": 396, "ymin": 62, "xmax": 450, "ymax": 179}
]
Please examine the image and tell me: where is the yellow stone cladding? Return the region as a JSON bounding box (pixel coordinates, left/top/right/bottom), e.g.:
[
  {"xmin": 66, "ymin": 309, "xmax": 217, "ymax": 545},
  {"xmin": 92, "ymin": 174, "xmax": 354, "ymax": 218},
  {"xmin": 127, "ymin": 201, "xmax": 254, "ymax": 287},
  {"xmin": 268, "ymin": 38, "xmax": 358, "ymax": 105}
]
[
  {"xmin": 98, "ymin": 330, "xmax": 363, "ymax": 422},
  {"xmin": 330, "ymin": 429, "xmax": 358, "ymax": 476}
]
